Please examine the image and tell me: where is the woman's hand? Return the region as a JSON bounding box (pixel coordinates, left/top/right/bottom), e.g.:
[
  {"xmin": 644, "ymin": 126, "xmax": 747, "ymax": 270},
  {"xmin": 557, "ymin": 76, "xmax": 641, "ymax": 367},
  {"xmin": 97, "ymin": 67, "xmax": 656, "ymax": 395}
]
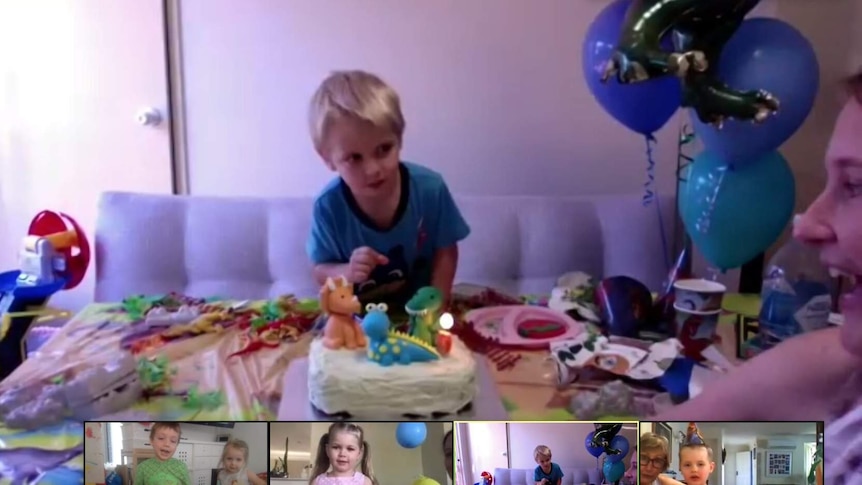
[{"xmin": 656, "ymin": 474, "xmax": 684, "ymax": 485}]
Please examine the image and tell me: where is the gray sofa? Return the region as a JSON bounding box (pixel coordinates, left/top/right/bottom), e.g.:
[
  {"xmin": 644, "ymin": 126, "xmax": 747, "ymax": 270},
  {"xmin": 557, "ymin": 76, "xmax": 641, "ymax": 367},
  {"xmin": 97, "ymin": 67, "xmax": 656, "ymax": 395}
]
[
  {"xmin": 94, "ymin": 191, "xmax": 674, "ymax": 301},
  {"xmin": 493, "ymin": 467, "xmax": 603, "ymax": 485}
]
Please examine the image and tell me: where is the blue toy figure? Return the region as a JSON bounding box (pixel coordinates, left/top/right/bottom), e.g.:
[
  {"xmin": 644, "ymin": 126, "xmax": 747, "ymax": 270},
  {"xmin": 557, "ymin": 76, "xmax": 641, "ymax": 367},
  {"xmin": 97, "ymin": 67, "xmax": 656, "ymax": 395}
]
[{"xmin": 361, "ymin": 303, "xmax": 440, "ymax": 366}]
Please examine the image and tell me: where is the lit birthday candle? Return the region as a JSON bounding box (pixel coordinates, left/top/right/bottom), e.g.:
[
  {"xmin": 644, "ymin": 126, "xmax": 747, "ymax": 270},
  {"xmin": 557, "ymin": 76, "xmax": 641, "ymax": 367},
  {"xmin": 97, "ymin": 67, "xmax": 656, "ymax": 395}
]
[{"xmin": 436, "ymin": 312, "xmax": 454, "ymax": 356}]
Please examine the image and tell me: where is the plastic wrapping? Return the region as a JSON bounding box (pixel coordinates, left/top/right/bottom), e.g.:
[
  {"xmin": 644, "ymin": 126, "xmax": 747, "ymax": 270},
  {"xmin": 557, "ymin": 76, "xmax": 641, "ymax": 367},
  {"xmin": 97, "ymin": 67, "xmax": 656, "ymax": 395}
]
[{"xmin": 758, "ymin": 239, "xmax": 833, "ymax": 349}]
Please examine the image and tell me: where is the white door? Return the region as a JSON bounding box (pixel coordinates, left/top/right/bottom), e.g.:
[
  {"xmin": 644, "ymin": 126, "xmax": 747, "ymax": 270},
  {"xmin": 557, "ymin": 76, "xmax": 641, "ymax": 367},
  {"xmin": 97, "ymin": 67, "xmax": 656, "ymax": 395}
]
[
  {"xmin": 0, "ymin": 0, "xmax": 175, "ymax": 312},
  {"xmin": 735, "ymin": 451, "xmax": 752, "ymax": 485},
  {"xmin": 463, "ymin": 422, "xmax": 509, "ymax": 485}
]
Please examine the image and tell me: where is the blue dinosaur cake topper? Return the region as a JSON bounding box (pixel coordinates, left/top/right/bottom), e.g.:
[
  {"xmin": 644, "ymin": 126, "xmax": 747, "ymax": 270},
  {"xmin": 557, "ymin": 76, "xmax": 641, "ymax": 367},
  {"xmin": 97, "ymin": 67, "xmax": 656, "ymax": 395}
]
[{"xmin": 362, "ymin": 302, "xmax": 440, "ymax": 366}]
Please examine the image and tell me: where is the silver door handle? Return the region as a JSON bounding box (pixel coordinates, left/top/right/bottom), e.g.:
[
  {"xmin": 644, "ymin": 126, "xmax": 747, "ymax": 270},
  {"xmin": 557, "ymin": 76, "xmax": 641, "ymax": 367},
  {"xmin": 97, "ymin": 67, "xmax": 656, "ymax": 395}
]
[{"xmin": 136, "ymin": 107, "xmax": 163, "ymax": 126}]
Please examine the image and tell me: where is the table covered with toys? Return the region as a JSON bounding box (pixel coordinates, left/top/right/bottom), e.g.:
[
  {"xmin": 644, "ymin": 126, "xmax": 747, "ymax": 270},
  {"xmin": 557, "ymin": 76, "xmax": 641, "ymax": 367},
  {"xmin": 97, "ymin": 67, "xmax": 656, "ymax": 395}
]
[
  {"xmin": 0, "ymin": 217, "xmax": 765, "ymax": 483},
  {"xmin": 0, "ymin": 280, "xmax": 752, "ymax": 429}
]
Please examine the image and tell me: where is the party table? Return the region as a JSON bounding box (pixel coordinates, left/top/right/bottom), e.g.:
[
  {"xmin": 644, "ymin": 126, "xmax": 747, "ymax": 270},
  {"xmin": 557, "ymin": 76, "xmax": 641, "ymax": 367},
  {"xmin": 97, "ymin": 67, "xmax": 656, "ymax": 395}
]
[{"xmin": 0, "ymin": 291, "xmax": 760, "ymax": 483}]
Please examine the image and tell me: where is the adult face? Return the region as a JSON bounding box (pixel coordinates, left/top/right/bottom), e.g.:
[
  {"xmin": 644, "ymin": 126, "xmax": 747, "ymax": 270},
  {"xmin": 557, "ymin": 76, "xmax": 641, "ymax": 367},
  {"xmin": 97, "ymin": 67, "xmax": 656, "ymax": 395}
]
[
  {"xmin": 794, "ymin": 96, "xmax": 862, "ymax": 356},
  {"xmin": 640, "ymin": 447, "xmax": 668, "ymax": 484}
]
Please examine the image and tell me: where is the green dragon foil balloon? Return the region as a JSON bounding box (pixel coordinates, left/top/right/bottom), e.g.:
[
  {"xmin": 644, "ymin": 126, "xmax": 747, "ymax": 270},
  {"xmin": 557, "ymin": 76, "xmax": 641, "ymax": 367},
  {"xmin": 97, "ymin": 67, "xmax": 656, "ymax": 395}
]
[{"xmin": 602, "ymin": 0, "xmax": 780, "ymax": 127}]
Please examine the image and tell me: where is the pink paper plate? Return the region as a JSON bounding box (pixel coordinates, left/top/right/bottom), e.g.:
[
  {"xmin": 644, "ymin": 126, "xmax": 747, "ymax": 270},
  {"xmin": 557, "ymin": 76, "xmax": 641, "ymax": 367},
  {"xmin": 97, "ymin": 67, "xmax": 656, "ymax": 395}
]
[{"xmin": 464, "ymin": 305, "xmax": 586, "ymax": 350}]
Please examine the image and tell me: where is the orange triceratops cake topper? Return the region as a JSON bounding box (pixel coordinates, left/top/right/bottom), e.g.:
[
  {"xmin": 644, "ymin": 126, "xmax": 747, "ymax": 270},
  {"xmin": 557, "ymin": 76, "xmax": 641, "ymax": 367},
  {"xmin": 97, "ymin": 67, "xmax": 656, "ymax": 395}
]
[{"xmin": 684, "ymin": 422, "xmax": 706, "ymax": 446}]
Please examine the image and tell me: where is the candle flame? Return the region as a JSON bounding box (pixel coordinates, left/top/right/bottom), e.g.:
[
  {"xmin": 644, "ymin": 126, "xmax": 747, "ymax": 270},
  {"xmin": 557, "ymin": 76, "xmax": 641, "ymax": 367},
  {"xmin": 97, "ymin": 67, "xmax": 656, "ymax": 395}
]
[{"xmin": 439, "ymin": 312, "xmax": 454, "ymax": 330}]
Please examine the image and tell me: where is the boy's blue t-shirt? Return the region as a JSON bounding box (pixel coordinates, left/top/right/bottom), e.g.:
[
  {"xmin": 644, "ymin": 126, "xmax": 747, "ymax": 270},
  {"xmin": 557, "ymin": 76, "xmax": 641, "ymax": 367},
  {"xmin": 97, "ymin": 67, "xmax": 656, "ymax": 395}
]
[
  {"xmin": 307, "ymin": 162, "xmax": 470, "ymax": 309},
  {"xmin": 534, "ymin": 463, "xmax": 564, "ymax": 485}
]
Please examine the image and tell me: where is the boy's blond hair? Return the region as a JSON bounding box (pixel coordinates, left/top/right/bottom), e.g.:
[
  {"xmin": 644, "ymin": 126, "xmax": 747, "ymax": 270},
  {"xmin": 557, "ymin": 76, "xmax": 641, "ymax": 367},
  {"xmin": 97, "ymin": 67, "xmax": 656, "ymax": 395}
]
[
  {"xmin": 149, "ymin": 422, "xmax": 182, "ymax": 442},
  {"xmin": 640, "ymin": 432, "xmax": 671, "ymax": 467},
  {"xmin": 534, "ymin": 445, "xmax": 552, "ymax": 462},
  {"xmin": 308, "ymin": 70, "xmax": 405, "ymax": 152},
  {"xmin": 680, "ymin": 443, "xmax": 714, "ymax": 462}
]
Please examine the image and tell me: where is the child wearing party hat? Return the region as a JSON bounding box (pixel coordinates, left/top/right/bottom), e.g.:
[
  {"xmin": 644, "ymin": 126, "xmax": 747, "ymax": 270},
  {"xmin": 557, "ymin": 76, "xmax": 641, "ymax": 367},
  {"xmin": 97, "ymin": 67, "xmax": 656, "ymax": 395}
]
[{"xmin": 659, "ymin": 423, "xmax": 715, "ymax": 485}]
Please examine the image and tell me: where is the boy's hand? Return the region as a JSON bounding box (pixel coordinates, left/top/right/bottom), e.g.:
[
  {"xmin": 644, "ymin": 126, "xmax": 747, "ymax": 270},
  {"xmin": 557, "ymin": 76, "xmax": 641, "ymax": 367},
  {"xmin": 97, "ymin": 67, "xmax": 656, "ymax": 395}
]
[{"xmin": 348, "ymin": 247, "xmax": 389, "ymax": 282}]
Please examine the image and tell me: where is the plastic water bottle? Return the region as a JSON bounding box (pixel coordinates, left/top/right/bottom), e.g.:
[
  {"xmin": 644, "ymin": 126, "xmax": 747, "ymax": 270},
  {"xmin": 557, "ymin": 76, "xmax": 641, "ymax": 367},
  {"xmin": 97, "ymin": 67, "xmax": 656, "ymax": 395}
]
[{"xmin": 758, "ymin": 239, "xmax": 833, "ymax": 349}]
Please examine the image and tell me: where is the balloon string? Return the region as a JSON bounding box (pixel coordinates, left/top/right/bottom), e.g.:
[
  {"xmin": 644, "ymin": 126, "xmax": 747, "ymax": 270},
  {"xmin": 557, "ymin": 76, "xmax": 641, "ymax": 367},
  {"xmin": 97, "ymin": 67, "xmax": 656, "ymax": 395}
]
[
  {"xmin": 642, "ymin": 134, "xmax": 657, "ymax": 206},
  {"xmin": 643, "ymin": 133, "xmax": 671, "ymax": 272},
  {"xmin": 696, "ymin": 166, "xmax": 728, "ymax": 234}
]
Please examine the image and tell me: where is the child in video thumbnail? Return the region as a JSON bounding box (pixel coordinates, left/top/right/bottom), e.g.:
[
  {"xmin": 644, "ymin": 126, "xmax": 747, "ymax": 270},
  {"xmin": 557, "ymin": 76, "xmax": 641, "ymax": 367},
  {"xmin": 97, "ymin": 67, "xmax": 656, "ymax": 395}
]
[
  {"xmin": 217, "ymin": 438, "xmax": 266, "ymax": 485},
  {"xmin": 623, "ymin": 446, "xmax": 637, "ymax": 484},
  {"xmin": 677, "ymin": 444, "xmax": 715, "ymax": 485},
  {"xmin": 658, "ymin": 423, "xmax": 715, "ymax": 485},
  {"xmin": 309, "ymin": 423, "xmax": 378, "ymax": 485},
  {"xmin": 533, "ymin": 445, "xmax": 563, "ymax": 485},
  {"xmin": 135, "ymin": 422, "xmax": 191, "ymax": 485}
]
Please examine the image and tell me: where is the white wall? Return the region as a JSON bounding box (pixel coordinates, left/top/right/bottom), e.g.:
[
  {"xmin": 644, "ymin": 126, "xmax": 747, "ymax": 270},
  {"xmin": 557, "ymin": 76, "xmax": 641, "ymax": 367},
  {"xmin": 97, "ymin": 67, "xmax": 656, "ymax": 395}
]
[
  {"xmin": 270, "ymin": 422, "xmax": 314, "ymax": 477},
  {"xmin": 724, "ymin": 441, "xmax": 756, "ymax": 485},
  {"xmin": 755, "ymin": 436, "xmax": 815, "ymax": 485},
  {"xmin": 444, "ymin": 422, "xmax": 453, "ymax": 485},
  {"xmin": 421, "ymin": 421, "xmax": 449, "ymax": 485},
  {"xmin": 178, "ymin": 0, "xmax": 685, "ymax": 200},
  {"xmin": 177, "ymin": 423, "xmax": 220, "ymax": 441},
  {"xmin": 178, "ymin": 0, "xmax": 860, "ymax": 206},
  {"xmin": 175, "ymin": 0, "xmax": 860, "ymax": 292}
]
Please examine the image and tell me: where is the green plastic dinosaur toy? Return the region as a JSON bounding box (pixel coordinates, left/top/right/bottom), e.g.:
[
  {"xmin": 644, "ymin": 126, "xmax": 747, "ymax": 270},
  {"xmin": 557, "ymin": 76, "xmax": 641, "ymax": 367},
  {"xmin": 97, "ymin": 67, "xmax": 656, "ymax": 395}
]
[
  {"xmin": 405, "ymin": 286, "xmax": 444, "ymax": 345},
  {"xmin": 136, "ymin": 355, "xmax": 176, "ymax": 394}
]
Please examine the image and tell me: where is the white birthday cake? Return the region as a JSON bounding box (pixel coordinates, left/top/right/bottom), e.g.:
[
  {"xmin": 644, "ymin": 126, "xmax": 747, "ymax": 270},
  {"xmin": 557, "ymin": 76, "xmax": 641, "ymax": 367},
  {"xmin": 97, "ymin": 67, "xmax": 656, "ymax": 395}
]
[
  {"xmin": 307, "ymin": 334, "xmax": 477, "ymax": 418},
  {"xmin": 307, "ymin": 281, "xmax": 477, "ymax": 418}
]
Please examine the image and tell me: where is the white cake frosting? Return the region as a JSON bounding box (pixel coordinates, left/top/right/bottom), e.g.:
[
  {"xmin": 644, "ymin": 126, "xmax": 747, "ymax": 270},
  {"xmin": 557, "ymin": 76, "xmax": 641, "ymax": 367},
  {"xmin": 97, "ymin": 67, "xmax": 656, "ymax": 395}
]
[{"xmin": 307, "ymin": 335, "xmax": 477, "ymax": 418}]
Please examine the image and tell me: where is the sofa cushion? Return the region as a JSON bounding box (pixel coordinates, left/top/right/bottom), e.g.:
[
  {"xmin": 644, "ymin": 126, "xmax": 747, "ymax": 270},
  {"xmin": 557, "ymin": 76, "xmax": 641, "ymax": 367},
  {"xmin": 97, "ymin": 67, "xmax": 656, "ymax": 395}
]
[
  {"xmin": 493, "ymin": 467, "xmax": 603, "ymax": 485},
  {"xmin": 94, "ymin": 192, "xmax": 674, "ymax": 302}
]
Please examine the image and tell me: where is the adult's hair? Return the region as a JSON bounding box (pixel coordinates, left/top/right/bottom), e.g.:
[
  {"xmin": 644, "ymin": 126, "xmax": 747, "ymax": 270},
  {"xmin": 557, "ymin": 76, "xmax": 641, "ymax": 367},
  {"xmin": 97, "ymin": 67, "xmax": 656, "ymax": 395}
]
[
  {"xmin": 640, "ymin": 432, "xmax": 671, "ymax": 468},
  {"xmin": 443, "ymin": 429, "xmax": 454, "ymax": 479},
  {"xmin": 847, "ymin": 69, "xmax": 862, "ymax": 102},
  {"xmin": 443, "ymin": 429, "xmax": 453, "ymax": 452}
]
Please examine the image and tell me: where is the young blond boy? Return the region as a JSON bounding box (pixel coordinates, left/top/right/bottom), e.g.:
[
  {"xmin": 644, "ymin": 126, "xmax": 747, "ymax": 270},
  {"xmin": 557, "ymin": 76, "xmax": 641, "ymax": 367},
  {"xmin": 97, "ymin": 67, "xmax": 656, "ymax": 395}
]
[
  {"xmin": 658, "ymin": 444, "xmax": 715, "ymax": 485},
  {"xmin": 306, "ymin": 70, "xmax": 470, "ymax": 311},
  {"xmin": 533, "ymin": 445, "xmax": 563, "ymax": 485},
  {"xmin": 134, "ymin": 422, "xmax": 192, "ymax": 485}
]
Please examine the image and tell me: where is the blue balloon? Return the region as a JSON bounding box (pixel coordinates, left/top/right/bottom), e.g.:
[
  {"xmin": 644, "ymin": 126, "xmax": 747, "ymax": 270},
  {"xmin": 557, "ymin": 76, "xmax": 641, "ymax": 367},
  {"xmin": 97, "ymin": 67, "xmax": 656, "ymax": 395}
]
[
  {"xmin": 603, "ymin": 459, "xmax": 626, "ymax": 483},
  {"xmin": 396, "ymin": 422, "xmax": 427, "ymax": 448},
  {"xmin": 582, "ymin": 0, "xmax": 682, "ymax": 135},
  {"xmin": 606, "ymin": 436, "xmax": 631, "ymax": 463},
  {"xmin": 679, "ymin": 150, "xmax": 795, "ymax": 270},
  {"xmin": 585, "ymin": 432, "xmax": 605, "ymax": 458},
  {"xmin": 691, "ymin": 18, "xmax": 819, "ymax": 167}
]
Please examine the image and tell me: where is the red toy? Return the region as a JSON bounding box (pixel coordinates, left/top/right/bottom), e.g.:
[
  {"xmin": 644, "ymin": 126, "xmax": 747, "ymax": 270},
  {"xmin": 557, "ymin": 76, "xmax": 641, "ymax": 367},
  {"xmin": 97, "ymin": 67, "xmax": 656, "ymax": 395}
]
[
  {"xmin": 27, "ymin": 210, "xmax": 91, "ymax": 289},
  {"xmin": 481, "ymin": 471, "xmax": 493, "ymax": 485}
]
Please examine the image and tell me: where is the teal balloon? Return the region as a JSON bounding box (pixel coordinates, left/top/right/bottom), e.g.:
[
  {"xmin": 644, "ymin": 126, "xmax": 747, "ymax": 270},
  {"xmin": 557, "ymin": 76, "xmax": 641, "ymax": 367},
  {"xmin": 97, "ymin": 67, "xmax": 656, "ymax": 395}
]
[
  {"xmin": 603, "ymin": 459, "xmax": 625, "ymax": 483},
  {"xmin": 679, "ymin": 150, "xmax": 795, "ymax": 270}
]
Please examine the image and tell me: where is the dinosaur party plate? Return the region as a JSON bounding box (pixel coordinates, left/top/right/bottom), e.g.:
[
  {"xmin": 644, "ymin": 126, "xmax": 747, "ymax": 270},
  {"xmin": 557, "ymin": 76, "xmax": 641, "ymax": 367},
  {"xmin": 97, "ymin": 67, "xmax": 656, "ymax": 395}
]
[{"xmin": 464, "ymin": 305, "xmax": 586, "ymax": 350}]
